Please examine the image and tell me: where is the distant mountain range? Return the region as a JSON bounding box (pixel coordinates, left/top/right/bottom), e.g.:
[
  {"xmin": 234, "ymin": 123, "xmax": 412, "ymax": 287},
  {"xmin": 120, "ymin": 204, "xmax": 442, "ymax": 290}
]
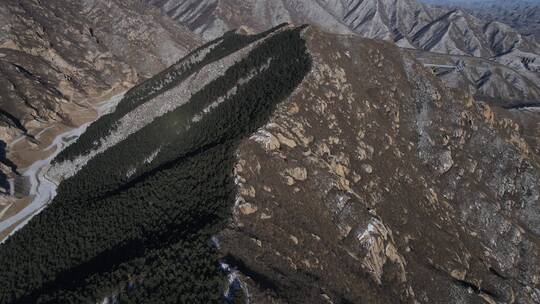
[
  {"xmin": 143, "ymin": 0, "xmax": 540, "ymax": 111},
  {"xmin": 423, "ymin": 0, "xmax": 540, "ymax": 42},
  {"xmin": 145, "ymin": 0, "xmax": 540, "ymax": 61}
]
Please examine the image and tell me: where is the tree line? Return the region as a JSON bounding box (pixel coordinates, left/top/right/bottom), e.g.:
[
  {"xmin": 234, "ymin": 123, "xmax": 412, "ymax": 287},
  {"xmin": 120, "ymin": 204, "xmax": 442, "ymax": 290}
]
[{"xmin": 55, "ymin": 24, "xmax": 288, "ymax": 164}]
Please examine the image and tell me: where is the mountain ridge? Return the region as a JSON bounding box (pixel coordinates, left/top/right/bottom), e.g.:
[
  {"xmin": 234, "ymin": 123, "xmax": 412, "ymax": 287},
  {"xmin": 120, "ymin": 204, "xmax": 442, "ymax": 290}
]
[
  {"xmin": 145, "ymin": 0, "xmax": 540, "ymax": 60},
  {"xmin": 423, "ymin": 0, "xmax": 540, "ymax": 42}
]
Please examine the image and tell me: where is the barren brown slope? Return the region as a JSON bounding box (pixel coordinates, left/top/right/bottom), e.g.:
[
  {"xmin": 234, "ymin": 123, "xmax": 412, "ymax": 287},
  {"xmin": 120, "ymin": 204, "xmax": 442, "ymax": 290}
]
[
  {"xmin": 433, "ymin": 0, "xmax": 540, "ymax": 43},
  {"xmin": 218, "ymin": 26, "xmax": 540, "ymax": 304},
  {"xmin": 0, "ymin": 0, "xmax": 200, "ymax": 169}
]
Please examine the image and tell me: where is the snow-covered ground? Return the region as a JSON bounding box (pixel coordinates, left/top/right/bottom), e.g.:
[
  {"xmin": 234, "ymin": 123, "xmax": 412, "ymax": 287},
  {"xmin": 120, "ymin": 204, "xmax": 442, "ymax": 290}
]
[{"xmin": 0, "ymin": 93, "xmax": 124, "ymax": 243}]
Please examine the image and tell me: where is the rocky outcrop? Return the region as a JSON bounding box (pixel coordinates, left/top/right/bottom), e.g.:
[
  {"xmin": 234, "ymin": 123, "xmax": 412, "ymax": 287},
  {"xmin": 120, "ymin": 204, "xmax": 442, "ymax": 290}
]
[{"xmin": 218, "ymin": 26, "xmax": 540, "ymax": 303}]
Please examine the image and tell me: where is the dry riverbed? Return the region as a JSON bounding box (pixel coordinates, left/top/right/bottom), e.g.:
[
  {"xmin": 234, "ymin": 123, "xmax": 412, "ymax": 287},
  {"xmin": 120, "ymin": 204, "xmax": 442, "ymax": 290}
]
[{"xmin": 0, "ymin": 91, "xmax": 126, "ymax": 242}]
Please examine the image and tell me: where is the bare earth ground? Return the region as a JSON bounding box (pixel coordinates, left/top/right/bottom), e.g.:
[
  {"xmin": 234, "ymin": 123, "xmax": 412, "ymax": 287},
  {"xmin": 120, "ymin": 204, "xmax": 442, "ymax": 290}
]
[
  {"xmin": 0, "ymin": 197, "xmax": 31, "ymax": 223},
  {"xmin": 0, "ymin": 217, "xmax": 28, "ymax": 242}
]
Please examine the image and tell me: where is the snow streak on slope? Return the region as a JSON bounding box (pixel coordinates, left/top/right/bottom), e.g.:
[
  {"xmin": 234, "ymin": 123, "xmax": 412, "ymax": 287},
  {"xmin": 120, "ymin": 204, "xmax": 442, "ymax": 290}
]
[{"xmin": 48, "ymin": 36, "xmax": 268, "ymax": 181}]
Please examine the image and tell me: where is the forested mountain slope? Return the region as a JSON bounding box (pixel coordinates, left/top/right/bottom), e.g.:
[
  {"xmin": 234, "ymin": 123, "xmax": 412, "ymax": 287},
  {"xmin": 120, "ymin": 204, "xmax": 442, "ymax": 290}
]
[
  {"xmin": 1, "ymin": 24, "xmax": 539, "ymax": 304},
  {"xmin": 0, "ymin": 24, "xmax": 312, "ymax": 303}
]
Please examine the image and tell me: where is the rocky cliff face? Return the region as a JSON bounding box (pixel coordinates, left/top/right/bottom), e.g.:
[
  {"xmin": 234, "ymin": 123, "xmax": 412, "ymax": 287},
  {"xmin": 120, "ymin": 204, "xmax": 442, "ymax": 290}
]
[
  {"xmin": 219, "ymin": 27, "xmax": 540, "ymax": 303},
  {"xmin": 0, "ymin": 0, "xmax": 199, "ymax": 168}
]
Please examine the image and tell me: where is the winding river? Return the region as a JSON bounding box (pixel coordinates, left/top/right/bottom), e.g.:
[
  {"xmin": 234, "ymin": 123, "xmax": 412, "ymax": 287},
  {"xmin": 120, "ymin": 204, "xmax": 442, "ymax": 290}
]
[{"xmin": 0, "ymin": 93, "xmax": 124, "ymax": 243}]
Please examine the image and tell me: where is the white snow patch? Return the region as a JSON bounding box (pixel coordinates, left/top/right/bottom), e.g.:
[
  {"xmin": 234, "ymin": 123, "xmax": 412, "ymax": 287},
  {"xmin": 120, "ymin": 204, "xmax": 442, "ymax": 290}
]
[
  {"xmin": 221, "ymin": 261, "xmax": 251, "ymax": 304},
  {"xmin": 125, "ymin": 167, "xmax": 136, "ymax": 179},
  {"xmin": 144, "ymin": 148, "xmax": 161, "ymax": 164},
  {"xmin": 250, "ymin": 129, "xmax": 272, "ymax": 144},
  {"xmin": 192, "ymin": 58, "xmax": 272, "ymax": 123},
  {"xmin": 211, "ymin": 235, "xmax": 221, "ymax": 249},
  {"xmin": 356, "ymin": 218, "xmax": 384, "ymax": 247},
  {"xmin": 98, "ymin": 294, "xmax": 118, "ymax": 304}
]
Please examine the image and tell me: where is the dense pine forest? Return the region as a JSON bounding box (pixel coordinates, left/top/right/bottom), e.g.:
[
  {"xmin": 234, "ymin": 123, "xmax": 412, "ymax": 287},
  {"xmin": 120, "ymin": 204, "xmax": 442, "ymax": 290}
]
[{"xmin": 0, "ymin": 26, "xmax": 311, "ymax": 303}]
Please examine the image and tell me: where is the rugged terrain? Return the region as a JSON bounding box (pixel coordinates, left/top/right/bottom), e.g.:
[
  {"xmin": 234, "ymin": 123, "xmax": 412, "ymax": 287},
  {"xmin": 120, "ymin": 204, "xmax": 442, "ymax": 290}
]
[
  {"xmin": 0, "ymin": 0, "xmax": 539, "ymax": 303},
  {"xmin": 145, "ymin": 0, "xmax": 540, "ymax": 60},
  {"xmin": 425, "ymin": 0, "xmax": 540, "ymax": 42},
  {"xmin": 409, "ymin": 50, "xmax": 540, "ymax": 105},
  {"xmin": 0, "ymin": 0, "xmax": 200, "ymax": 221},
  {"xmin": 219, "ymin": 26, "xmax": 540, "ymax": 304},
  {"xmin": 0, "ymin": 0, "xmax": 199, "ymax": 177},
  {"xmin": 144, "ymin": 0, "xmax": 540, "ymax": 121},
  {"xmin": 0, "ymin": 23, "xmax": 539, "ymax": 303},
  {"xmin": 3, "ymin": 0, "xmax": 537, "ymax": 196},
  {"xmin": 409, "ymin": 49, "xmax": 540, "ymax": 158}
]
